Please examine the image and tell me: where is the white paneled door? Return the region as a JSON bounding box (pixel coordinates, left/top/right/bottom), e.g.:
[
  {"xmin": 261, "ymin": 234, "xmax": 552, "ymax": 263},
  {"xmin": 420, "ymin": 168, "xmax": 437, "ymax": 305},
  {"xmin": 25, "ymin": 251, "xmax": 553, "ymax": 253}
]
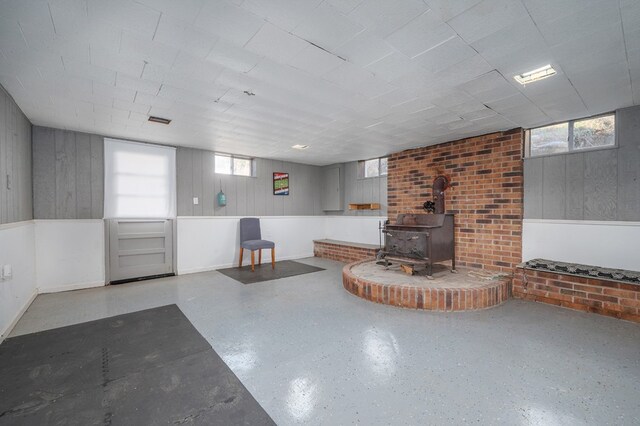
[{"xmin": 108, "ymin": 219, "xmax": 174, "ymax": 283}]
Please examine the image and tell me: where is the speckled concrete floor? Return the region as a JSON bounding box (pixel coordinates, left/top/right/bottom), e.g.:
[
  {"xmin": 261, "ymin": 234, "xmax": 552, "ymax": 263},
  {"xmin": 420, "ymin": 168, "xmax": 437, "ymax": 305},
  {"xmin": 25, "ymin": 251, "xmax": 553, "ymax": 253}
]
[{"xmin": 10, "ymin": 257, "xmax": 640, "ymax": 425}]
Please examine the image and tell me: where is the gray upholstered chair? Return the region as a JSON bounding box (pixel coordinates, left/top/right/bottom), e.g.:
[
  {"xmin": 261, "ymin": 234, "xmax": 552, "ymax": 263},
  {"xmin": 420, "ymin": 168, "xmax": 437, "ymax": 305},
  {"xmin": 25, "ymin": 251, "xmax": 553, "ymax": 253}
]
[{"xmin": 238, "ymin": 218, "xmax": 275, "ymax": 272}]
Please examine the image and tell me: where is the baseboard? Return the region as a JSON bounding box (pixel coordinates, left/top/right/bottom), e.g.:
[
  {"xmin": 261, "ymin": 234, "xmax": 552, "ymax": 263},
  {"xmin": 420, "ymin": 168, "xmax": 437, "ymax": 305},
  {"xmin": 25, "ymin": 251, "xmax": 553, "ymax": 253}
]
[
  {"xmin": 0, "ymin": 288, "xmax": 38, "ymax": 344},
  {"xmin": 177, "ymin": 253, "xmax": 315, "ymax": 275},
  {"xmin": 38, "ymin": 281, "xmax": 105, "ymax": 294}
]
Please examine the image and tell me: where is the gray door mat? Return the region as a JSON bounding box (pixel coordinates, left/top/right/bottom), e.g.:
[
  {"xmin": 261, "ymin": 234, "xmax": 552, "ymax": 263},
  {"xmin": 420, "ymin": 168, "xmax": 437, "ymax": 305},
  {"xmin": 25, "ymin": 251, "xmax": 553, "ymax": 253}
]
[
  {"xmin": 0, "ymin": 305, "xmax": 275, "ymax": 426},
  {"xmin": 217, "ymin": 260, "xmax": 325, "ymax": 284}
]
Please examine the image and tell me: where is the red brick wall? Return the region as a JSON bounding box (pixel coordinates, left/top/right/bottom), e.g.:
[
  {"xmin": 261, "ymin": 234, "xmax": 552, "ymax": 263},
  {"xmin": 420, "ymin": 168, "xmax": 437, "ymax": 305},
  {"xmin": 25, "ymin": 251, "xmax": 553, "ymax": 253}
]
[
  {"xmin": 387, "ymin": 128, "xmax": 523, "ymax": 272},
  {"xmin": 513, "ymin": 267, "xmax": 640, "ymax": 323},
  {"xmin": 314, "ymin": 241, "xmax": 377, "ymax": 263}
]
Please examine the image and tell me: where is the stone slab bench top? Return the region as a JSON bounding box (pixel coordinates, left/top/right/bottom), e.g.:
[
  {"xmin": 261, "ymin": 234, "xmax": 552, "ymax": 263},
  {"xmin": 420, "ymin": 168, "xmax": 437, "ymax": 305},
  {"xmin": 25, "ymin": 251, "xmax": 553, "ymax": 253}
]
[
  {"xmin": 313, "ymin": 239, "xmax": 380, "ymax": 250},
  {"xmin": 518, "ymin": 258, "xmax": 640, "ymax": 286}
]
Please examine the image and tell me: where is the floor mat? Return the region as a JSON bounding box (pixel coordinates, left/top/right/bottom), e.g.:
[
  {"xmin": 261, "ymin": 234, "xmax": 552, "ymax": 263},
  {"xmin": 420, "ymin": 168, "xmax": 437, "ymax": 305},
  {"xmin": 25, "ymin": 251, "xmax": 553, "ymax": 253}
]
[
  {"xmin": 0, "ymin": 305, "xmax": 275, "ymax": 426},
  {"xmin": 217, "ymin": 260, "xmax": 325, "ymax": 284}
]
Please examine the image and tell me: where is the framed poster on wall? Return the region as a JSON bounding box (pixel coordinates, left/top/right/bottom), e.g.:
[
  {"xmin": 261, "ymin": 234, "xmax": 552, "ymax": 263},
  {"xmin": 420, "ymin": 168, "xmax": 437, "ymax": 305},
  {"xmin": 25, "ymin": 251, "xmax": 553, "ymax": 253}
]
[{"xmin": 273, "ymin": 172, "xmax": 289, "ymax": 195}]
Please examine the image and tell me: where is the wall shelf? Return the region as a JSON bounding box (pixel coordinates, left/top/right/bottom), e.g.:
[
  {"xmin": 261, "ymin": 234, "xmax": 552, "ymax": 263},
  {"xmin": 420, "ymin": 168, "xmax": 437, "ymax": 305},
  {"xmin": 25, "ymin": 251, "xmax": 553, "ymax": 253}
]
[{"xmin": 348, "ymin": 203, "xmax": 381, "ymax": 210}]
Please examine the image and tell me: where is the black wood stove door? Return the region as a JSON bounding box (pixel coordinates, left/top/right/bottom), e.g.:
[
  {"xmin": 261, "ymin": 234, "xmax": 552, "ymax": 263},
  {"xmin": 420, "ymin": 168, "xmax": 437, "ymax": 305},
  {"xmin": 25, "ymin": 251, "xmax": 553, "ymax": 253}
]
[{"xmin": 386, "ymin": 230, "xmax": 429, "ymax": 260}]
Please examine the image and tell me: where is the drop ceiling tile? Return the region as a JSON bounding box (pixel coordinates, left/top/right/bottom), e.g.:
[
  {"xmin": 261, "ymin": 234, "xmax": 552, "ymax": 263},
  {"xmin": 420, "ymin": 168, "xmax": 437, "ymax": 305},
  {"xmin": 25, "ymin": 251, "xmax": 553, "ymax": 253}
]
[
  {"xmin": 287, "ymin": 44, "xmax": 345, "ymax": 77},
  {"xmin": 423, "ymin": 0, "xmax": 483, "ymax": 21},
  {"xmin": 323, "ymin": 61, "xmax": 396, "ymax": 99},
  {"xmin": 365, "ymin": 51, "xmax": 417, "ymax": 82},
  {"xmin": 170, "ymin": 51, "xmax": 225, "ymax": 83},
  {"xmin": 244, "ymin": 23, "xmax": 308, "ymax": 63},
  {"xmin": 62, "ymin": 57, "xmax": 117, "ymax": 85},
  {"xmin": 87, "ymin": 0, "xmax": 161, "ymax": 39},
  {"xmin": 459, "ymin": 70, "xmax": 519, "ymax": 103},
  {"xmin": 206, "ymin": 38, "xmax": 262, "ymax": 73},
  {"xmin": 385, "ymin": 10, "xmax": 455, "ymax": 59},
  {"xmin": 153, "ymin": 15, "xmax": 218, "ymax": 59},
  {"xmin": 136, "ymin": 0, "xmax": 204, "ymax": 24},
  {"xmin": 324, "ymin": 0, "xmax": 364, "ymax": 15},
  {"xmin": 195, "ymin": 0, "xmax": 265, "ymax": 47},
  {"xmin": 332, "ymin": 29, "xmax": 394, "ymax": 67},
  {"xmin": 116, "ymin": 73, "xmax": 161, "ymax": 95},
  {"xmin": 536, "ymin": 0, "xmax": 620, "ymax": 47},
  {"xmin": 293, "ymin": 2, "xmax": 365, "ymax": 51},
  {"xmin": 240, "ymin": 0, "xmax": 322, "ymax": 32},
  {"xmin": 521, "ymin": 0, "xmax": 597, "ymax": 25},
  {"xmin": 120, "ymin": 31, "xmax": 180, "ymax": 68},
  {"xmin": 448, "ymin": 0, "xmax": 530, "ymax": 44},
  {"xmin": 91, "ymin": 50, "xmax": 145, "ymax": 77},
  {"xmin": 411, "ymin": 35, "xmax": 476, "ymax": 74},
  {"xmin": 48, "ymin": 0, "xmax": 90, "ymax": 37},
  {"xmin": 348, "ymin": 0, "xmax": 429, "ymax": 38}
]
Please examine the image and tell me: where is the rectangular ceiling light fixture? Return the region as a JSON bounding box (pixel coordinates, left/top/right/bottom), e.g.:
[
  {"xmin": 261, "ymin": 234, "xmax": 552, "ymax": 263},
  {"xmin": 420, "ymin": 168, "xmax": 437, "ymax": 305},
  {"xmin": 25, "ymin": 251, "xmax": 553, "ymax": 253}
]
[
  {"xmin": 148, "ymin": 116, "xmax": 172, "ymax": 125},
  {"xmin": 514, "ymin": 64, "xmax": 556, "ymax": 85},
  {"xmin": 292, "ymin": 144, "xmax": 309, "ymax": 150}
]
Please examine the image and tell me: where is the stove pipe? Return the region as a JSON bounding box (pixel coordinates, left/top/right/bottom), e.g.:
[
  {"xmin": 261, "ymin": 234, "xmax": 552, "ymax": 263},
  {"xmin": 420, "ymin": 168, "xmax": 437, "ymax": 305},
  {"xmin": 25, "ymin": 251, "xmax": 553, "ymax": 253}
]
[{"xmin": 432, "ymin": 175, "xmax": 450, "ymax": 214}]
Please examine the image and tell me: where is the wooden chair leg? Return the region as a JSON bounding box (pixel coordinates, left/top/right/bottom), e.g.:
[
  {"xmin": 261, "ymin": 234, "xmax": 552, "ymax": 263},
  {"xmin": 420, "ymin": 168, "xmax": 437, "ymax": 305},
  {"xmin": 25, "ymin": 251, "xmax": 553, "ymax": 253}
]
[
  {"xmin": 271, "ymin": 247, "xmax": 275, "ymax": 269},
  {"xmin": 251, "ymin": 250, "xmax": 255, "ymax": 272},
  {"xmin": 259, "ymin": 249, "xmax": 262, "ymax": 265},
  {"xmin": 238, "ymin": 247, "xmax": 243, "ymax": 268}
]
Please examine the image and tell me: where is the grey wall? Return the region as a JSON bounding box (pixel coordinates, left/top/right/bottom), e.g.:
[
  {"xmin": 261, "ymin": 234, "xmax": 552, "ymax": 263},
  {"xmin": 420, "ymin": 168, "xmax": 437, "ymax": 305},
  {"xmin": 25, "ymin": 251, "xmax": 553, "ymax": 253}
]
[
  {"xmin": 32, "ymin": 126, "xmax": 104, "ymax": 219},
  {"xmin": 176, "ymin": 147, "xmax": 324, "ymax": 216},
  {"xmin": 524, "ymin": 106, "xmax": 640, "ymax": 221},
  {"xmin": 0, "ymin": 86, "xmax": 32, "ymax": 225},
  {"xmin": 321, "ymin": 162, "xmax": 387, "ymax": 216}
]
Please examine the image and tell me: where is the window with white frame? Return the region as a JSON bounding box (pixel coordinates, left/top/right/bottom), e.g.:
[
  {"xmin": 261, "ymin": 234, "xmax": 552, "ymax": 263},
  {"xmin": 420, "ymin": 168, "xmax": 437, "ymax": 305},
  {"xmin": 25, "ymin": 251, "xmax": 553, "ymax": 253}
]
[
  {"xmin": 215, "ymin": 154, "xmax": 255, "ymax": 176},
  {"xmin": 526, "ymin": 113, "xmax": 615, "ymax": 157},
  {"xmin": 104, "ymin": 139, "xmax": 176, "ymax": 218},
  {"xmin": 359, "ymin": 157, "xmax": 388, "ymax": 178}
]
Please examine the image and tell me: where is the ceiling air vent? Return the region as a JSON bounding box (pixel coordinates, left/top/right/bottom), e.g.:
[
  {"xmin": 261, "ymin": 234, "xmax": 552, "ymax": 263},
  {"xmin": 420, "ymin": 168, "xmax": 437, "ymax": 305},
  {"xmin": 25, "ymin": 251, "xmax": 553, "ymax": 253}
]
[{"xmin": 148, "ymin": 116, "xmax": 172, "ymax": 125}]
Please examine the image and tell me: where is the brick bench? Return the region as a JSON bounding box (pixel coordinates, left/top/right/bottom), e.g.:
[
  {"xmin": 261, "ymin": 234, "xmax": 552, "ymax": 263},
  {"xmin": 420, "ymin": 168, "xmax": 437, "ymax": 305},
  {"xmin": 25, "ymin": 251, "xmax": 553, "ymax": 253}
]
[
  {"xmin": 313, "ymin": 239, "xmax": 378, "ymax": 263},
  {"xmin": 513, "ymin": 260, "xmax": 640, "ymax": 323}
]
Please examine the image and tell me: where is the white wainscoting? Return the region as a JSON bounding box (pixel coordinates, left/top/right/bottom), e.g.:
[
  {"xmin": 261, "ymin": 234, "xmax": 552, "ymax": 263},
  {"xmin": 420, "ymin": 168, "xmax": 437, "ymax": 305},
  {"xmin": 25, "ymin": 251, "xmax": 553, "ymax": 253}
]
[
  {"xmin": 35, "ymin": 220, "xmax": 106, "ymax": 293},
  {"xmin": 177, "ymin": 215, "xmax": 387, "ymax": 274},
  {"xmin": 0, "ymin": 221, "xmax": 37, "ymax": 342},
  {"xmin": 522, "ymin": 219, "xmax": 640, "ymax": 271}
]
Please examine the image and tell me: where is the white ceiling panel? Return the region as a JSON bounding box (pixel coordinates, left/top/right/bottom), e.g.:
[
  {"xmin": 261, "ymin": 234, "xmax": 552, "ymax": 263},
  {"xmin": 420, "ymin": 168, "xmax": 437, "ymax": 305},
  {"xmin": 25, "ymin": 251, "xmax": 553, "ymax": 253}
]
[
  {"xmin": 244, "ymin": 23, "xmax": 309, "ymax": 63},
  {"xmin": 292, "ymin": 2, "xmax": 364, "ymax": 51},
  {"xmin": 448, "ymin": 0, "xmax": 530, "ymax": 44},
  {"xmin": 385, "ymin": 10, "xmax": 454, "ymax": 59},
  {"xmin": 0, "ymin": 0, "xmax": 637, "ymax": 165},
  {"xmin": 332, "ymin": 29, "xmax": 394, "ymax": 67},
  {"xmin": 348, "ymin": 0, "xmax": 428, "ymax": 38}
]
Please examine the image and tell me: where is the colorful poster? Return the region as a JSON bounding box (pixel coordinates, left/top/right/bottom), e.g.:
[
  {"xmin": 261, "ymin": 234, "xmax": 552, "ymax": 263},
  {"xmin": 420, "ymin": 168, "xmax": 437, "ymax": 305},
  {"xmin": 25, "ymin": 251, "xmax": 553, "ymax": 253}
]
[{"xmin": 273, "ymin": 172, "xmax": 289, "ymax": 195}]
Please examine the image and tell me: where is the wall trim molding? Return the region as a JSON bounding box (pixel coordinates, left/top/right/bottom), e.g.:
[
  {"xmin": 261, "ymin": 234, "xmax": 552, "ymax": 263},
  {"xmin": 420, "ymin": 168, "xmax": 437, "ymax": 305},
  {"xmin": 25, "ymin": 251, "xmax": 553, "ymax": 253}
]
[
  {"xmin": 38, "ymin": 281, "xmax": 106, "ymax": 294},
  {"xmin": 177, "ymin": 253, "xmax": 315, "ymax": 275},
  {"xmin": 0, "ymin": 219, "xmax": 35, "ymax": 231},
  {"xmin": 524, "ymin": 219, "xmax": 640, "ymax": 227},
  {"xmin": 177, "ymin": 215, "xmax": 388, "ymax": 220},
  {"xmin": 0, "ymin": 288, "xmax": 37, "ymax": 343}
]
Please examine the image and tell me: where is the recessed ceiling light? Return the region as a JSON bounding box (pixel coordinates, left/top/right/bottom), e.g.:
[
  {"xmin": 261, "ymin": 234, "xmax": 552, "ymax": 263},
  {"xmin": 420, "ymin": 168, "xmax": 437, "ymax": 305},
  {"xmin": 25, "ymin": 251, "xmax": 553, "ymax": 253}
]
[
  {"xmin": 292, "ymin": 144, "xmax": 309, "ymax": 150},
  {"xmin": 514, "ymin": 64, "xmax": 556, "ymax": 85},
  {"xmin": 148, "ymin": 116, "xmax": 171, "ymax": 125}
]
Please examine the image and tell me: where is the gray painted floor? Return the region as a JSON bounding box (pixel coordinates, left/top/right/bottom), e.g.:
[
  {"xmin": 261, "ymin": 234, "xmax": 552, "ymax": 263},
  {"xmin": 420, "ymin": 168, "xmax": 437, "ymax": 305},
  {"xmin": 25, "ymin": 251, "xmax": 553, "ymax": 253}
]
[{"xmin": 10, "ymin": 257, "xmax": 640, "ymax": 425}]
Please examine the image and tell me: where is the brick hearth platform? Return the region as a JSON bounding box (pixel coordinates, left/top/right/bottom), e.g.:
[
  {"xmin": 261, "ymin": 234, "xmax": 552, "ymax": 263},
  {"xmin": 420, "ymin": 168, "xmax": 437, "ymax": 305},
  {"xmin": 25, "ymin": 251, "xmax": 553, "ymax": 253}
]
[
  {"xmin": 343, "ymin": 260, "xmax": 510, "ymax": 311},
  {"xmin": 513, "ymin": 266, "xmax": 640, "ymax": 323},
  {"xmin": 314, "ymin": 239, "xmax": 378, "ymax": 263}
]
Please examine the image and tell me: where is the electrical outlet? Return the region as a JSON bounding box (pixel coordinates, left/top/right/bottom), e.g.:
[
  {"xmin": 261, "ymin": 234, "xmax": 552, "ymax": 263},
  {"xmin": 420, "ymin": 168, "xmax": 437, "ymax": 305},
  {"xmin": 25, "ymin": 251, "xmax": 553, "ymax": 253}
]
[
  {"xmin": 193, "ymin": 197, "xmax": 199, "ymax": 205},
  {"xmin": 2, "ymin": 264, "xmax": 11, "ymax": 280}
]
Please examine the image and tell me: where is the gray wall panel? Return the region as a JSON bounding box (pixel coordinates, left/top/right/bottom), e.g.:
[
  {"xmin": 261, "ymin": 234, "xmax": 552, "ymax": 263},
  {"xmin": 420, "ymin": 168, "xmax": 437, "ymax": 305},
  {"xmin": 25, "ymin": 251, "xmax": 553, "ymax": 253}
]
[
  {"xmin": 175, "ymin": 147, "xmax": 324, "ymax": 216},
  {"xmin": 584, "ymin": 149, "xmax": 617, "ymax": 220},
  {"xmin": 33, "ymin": 126, "xmax": 104, "ymax": 219},
  {"xmin": 542, "ymin": 155, "xmax": 566, "ymax": 219},
  {"xmin": 524, "ymin": 106, "xmax": 640, "ymax": 222},
  {"xmin": 565, "ymin": 154, "xmax": 584, "ymax": 220},
  {"xmin": 0, "ymin": 85, "xmax": 32, "ymax": 224},
  {"xmin": 524, "ymin": 158, "xmax": 543, "ymax": 219},
  {"xmin": 617, "ymin": 105, "xmax": 640, "ymax": 220},
  {"xmin": 322, "ymin": 161, "xmax": 387, "ymax": 216}
]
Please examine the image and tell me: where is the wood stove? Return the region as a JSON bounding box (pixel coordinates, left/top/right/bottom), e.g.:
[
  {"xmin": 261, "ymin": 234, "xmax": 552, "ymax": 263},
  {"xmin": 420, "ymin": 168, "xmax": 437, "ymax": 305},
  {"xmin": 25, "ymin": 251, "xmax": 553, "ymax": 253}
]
[
  {"xmin": 378, "ymin": 174, "xmax": 455, "ymax": 278},
  {"xmin": 378, "ymin": 213, "xmax": 455, "ymax": 278}
]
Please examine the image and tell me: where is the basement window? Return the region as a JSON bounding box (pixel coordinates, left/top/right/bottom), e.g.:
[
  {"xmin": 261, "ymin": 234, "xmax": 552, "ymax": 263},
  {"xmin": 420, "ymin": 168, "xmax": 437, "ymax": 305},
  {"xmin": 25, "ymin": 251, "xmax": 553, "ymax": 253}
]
[
  {"xmin": 215, "ymin": 154, "xmax": 255, "ymax": 177},
  {"xmin": 526, "ymin": 113, "xmax": 615, "ymax": 157},
  {"xmin": 359, "ymin": 157, "xmax": 388, "ymax": 178}
]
